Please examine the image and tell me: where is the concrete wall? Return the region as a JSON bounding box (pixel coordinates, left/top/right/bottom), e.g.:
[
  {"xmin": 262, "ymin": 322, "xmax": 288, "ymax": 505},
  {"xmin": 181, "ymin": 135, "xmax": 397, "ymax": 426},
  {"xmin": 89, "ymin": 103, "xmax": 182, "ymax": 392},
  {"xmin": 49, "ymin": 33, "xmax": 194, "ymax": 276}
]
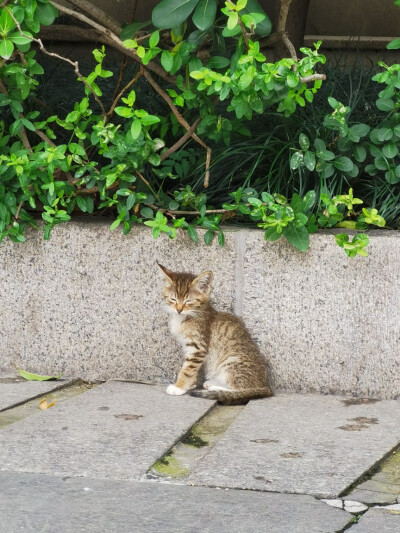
[{"xmin": 0, "ymin": 222, "xmax": 399, "ymax": 399}]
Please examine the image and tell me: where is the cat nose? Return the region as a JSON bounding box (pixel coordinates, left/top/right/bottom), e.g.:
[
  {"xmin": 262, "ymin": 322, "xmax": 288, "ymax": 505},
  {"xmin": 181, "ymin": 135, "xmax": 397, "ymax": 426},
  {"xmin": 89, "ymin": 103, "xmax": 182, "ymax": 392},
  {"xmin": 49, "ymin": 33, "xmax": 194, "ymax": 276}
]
[{"xmin": 176, "ymin": 306, "xmax": 183, "ymax": 313}]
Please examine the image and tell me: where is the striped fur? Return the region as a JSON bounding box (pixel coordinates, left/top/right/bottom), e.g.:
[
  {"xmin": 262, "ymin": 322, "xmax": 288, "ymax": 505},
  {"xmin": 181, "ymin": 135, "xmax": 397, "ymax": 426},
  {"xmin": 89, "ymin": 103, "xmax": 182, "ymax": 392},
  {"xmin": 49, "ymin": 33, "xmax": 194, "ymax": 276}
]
[{"xmin": 158, "ymin": 264, "xmax": 273, "ymax": 405}]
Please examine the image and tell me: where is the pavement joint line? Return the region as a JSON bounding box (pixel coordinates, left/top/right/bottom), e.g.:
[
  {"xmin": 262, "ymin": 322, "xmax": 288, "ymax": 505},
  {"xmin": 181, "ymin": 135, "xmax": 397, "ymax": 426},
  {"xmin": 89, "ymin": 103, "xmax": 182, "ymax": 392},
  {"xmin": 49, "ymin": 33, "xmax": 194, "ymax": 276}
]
[
  {"xmin": 338, "ymin": 441, "xmax": 400, "ymax": 499},
  {"xmin": 0, "ymin": 378, "xmax": 82, "ymax": 413},
  {"xmin": 145, "ymin": 401, "xmax": 230, "ymax": 481},
  {"xmin": 0, "ymin": 380, "xmax": 96, "ymax": 429}
]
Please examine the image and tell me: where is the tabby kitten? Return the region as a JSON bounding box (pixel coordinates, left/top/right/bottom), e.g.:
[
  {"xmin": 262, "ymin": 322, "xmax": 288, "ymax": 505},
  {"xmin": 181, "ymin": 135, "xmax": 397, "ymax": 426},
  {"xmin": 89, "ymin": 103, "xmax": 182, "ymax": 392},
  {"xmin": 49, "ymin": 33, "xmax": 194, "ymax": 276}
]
[{"xmin": 158, "ymin": 264, "xmax": 272, "ymax": 404}]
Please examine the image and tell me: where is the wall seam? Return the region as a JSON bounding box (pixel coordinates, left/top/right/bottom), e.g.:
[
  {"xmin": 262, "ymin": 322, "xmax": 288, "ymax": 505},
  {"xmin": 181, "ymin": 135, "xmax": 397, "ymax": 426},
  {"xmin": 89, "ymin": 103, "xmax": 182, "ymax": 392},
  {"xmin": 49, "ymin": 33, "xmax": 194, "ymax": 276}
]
[{"xmin": 234, "ymin": 231, "xmax": 245, "ymax": 317}]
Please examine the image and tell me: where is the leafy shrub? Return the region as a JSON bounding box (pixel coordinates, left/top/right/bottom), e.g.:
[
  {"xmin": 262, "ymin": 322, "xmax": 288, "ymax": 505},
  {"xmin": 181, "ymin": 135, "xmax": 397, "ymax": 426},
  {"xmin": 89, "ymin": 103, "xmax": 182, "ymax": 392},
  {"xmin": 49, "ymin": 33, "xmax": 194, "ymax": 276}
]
[{"xmin": 0, "ymin": 0, "xmax": 389, "ymax": 256}]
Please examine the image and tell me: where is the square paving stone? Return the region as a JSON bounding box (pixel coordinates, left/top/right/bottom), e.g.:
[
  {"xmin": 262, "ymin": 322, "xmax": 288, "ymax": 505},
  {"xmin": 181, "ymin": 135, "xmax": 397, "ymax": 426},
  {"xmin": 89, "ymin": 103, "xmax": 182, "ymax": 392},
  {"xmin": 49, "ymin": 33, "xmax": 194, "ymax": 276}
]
[{"xmin": 189, "ymin": 393, "xmax": 400, "ymax": 498}]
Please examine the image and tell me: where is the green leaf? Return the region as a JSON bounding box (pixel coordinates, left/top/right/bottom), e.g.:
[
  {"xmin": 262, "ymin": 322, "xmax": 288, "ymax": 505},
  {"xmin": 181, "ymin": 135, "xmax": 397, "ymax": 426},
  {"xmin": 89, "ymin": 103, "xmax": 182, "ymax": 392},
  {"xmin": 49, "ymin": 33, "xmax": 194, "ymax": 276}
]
[
  {"xmin": 141, "ymin": 115, "xmax": 160, "ymax": 126},
  {"xmin": 376, "ymin": 98, "xmax": 395, "ymax": 112},
  {"xmin": 0, "ymin": 39, "xmax": 14, "ymax": 60},
  {"xmin": 120, "ymin": 21, "xmax": 151, "ymax": 40},
  {"xmin": 207, "ymin": 56, "xmax": 230, "ymax": 69},
  {"xmin": 290, "ymin": 193, "xmax": 303, "ymax": 213},
  {"xmin": 110, "ymin": 218, "xmax": 122, "ymax": 231},
  {"xmin": 9, "ymin": 31, "xmax": 33, "ymax": 45},
  {"xmin": 333, "ymin": 156, "xmax": 354, "ymax": 173},
  {"xmin": 264, "ymin": 227, "xmax": 281, "ymax": 242},
  {"xmin": 350, "ymin": 123, "xmax": 370, "ymax": 138},
  {"xmin": 382, "ymin": 143, "xmax": 398, "ymax": 159},
  {"xmin": 36, "ymin": 2, "xmax": 59, "ymax": 26},
  {"xmin": 152, "ymin": 0, "xmax": 200, "ymax": 29},
  {"xmin": 193, "ymin": 0, "xmax": 217, "ymax": 30},
  {"xmin": 149, "ymin": 30, "xmax": 160, "ymax": 48},
  {"xmin": 299, "ymin": 133, "xmax": 309, "ymax": 150},
  {"xmin": 140, "ymin": 207, "xmax": 153, "ymax": 218},
  {"xmin": 242, "ymin": 0, "xmax": 271, "ymax": 36},
  {"xmin": 18, "ymin": 369, "xmax": 63, "ymax": 381},
  {"xmin": 161, "ymin": 50, "xmax": 174, "ymax": 72},
  {"xmin": 131, "ymin": 119, "xmax": 142, "ymax": 139},
  {"xmin": 204, "ymin": 229, "xmax": 214, "ymax": 244},
  {"xmin": 283, "ymin": 225, "xmax": 310, "ymax": 252},
  {"xmin": 286, "ymin": 71, "xmax": 299, "ymax": 88},
  {"xmin": 387, "ymin": 38, "xmax": 400, "ymax": 49},
  {"xmin": 353, "ymin": 145, "xmax": 367, "ymax": 163},
  {"xmin": 187, "ymin": 224, "xmax": 198, "ymax": 242},
  {"xmin": 304, "ymin": 151, "xmax": 316, "ymax": 171},
  {"xmin": 76, "ymin": 196, "xmax": 87, "ymax": 212},
  {"xmin": 227, "ymin": 12, "xmax": 238, "ymax": 30},
  {"xmin": 218, "ymin": 231, "xmax": 225, "ymax": 247},
  {"xmin": 0, "ymin": 8, "xmax": 15, "ymax": 34},
  {"xmin": 290, "ymin": 152, "xmax": 303, "ymax": 170}
]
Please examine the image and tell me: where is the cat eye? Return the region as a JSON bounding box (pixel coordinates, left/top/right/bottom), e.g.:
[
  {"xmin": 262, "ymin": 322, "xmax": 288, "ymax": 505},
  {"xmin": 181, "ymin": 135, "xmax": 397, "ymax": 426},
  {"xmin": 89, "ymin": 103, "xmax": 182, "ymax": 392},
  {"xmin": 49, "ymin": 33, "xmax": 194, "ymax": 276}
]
[
  {"xmin": 170, "ymin": 297, "xmax": 177, "ymax": 302},
  {"xmin": 184, "ymin": 299, "xmax": 193, "ymax": 304}
]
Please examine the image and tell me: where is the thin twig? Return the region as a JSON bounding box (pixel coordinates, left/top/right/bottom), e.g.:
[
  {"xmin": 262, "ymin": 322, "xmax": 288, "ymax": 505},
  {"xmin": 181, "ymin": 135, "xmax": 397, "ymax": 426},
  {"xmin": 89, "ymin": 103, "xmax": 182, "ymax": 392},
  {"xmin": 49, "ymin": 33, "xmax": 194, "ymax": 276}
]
[
  {"xmin": 5, "ymin": 6, "xmax": 107, "ymax": 118},
  {"xmin": 160, "ymin": 118, "xmax": 201, "ymax": 162},
  {"xmin": 50, "ymin": 1, "xmax": 175, "ymax": 84},
  {"xmin": 34, "ymin": 129, "xmax": 56, "ymax": 146},
  {"xmin": 107, "ymin": 67, "xmax": 143, "ymax": 121},
  {"xmin": 15, "ymin": 201, "xmax": 24, "ymax": 220},
  {"xmin": 147, "ymin": 204, "xmax": 229, "ymax": 216},
  {"xmin": 142, "ymin": 70, "xmax": 211, "ymax": 187}
]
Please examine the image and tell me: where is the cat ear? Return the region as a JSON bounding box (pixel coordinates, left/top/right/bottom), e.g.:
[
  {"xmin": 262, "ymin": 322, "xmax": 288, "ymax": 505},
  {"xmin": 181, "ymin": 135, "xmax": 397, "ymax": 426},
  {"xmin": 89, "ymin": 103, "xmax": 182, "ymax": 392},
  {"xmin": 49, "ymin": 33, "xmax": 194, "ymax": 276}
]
[
  {"xmin": 192, "ymin": 271, "xmax": 213, "ymax": 294},
  {"xmin": 157, "ymin": 263, "xmax": 176, "ymax": 282}
]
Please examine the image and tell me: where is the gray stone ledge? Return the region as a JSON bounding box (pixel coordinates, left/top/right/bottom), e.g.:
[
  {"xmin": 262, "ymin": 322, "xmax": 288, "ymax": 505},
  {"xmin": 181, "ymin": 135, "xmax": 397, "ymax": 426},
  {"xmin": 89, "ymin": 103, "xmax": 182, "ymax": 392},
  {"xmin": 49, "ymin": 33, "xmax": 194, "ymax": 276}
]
[{"xmin": 0, "ymin": 221, "xmax": 398, "ymax": 398}]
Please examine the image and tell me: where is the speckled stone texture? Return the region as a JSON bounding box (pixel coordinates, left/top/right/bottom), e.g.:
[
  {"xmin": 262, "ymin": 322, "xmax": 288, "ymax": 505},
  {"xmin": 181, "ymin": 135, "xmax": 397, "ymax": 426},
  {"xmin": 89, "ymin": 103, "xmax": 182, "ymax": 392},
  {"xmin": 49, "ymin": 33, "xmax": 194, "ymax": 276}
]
[
  {"xmin": 349, "ymin": 506, "xmax": 400, "ymax": 532},
  {"xmin": 240, "ymin": 229, "xmax": 400, "ymax": 399},
  {"xmin": 0, "ymin": 221, "xmax": 237, "ymax": 381},
  {"xmin": 0, "ymin": 223, "xmax": 399, "ymax": 397},
  {"xmin": 0, "ymin": 472, "xmax": 351, "ymax": 533},
  {"xmin": 0, "ymin": 381, "xmax": 215, "ymax": 480},
  {"xmin": 188, "ymin": 393, "xmax": 400, "ymax": 498}
]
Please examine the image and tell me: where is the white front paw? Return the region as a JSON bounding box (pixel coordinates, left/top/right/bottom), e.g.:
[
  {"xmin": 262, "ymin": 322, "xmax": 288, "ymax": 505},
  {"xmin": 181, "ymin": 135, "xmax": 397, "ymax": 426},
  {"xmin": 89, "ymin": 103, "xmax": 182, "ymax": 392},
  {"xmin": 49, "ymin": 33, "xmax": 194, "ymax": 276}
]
[{"xmin": 166, "ymin": 384, "xmax": 186, "ymax": 396}]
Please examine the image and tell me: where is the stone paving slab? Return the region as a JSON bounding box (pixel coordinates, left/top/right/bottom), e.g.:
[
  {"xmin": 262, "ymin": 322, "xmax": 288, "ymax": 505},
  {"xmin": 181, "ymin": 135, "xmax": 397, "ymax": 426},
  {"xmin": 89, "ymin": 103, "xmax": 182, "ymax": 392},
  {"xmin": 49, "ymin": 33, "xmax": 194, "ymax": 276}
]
[
  {"xmin": 350, "ymin": 506, "xmax": 400, "ymax": 532},
  {"xmin": 0, "ymin": 471, "xmax": 351, "ymax": 533},
  {"xmin": 0, "ymin": 372, "xmax": 75, "ymax": 411},
  {"xmin": 189, "ymin": 393, "xmax": 400, "ymax": 498},
  {"xmin": 0, "ymin": 381, "xmax": 215, "ymax": 480}
]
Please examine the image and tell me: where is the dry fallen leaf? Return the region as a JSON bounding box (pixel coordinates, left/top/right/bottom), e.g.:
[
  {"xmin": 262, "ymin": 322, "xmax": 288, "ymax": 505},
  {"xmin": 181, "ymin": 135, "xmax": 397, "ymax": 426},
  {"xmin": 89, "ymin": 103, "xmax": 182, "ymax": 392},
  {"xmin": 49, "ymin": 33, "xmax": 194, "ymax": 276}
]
[{"xmin": 39, "ymin": 398, "xmax": 55, "ymax": 410}]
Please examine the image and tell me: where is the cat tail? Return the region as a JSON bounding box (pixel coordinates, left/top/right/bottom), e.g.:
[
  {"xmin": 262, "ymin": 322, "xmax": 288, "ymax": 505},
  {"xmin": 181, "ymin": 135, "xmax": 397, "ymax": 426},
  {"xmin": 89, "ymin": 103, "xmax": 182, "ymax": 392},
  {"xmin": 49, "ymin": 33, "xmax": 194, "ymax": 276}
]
[{"xmin": 188, "ymin": 387, "xmax": 273, "ymax": 405}]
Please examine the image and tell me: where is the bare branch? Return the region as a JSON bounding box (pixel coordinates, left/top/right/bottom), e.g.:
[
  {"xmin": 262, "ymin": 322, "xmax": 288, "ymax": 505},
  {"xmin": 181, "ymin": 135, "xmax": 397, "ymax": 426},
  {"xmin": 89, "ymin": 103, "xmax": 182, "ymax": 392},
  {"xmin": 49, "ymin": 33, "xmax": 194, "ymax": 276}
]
[
  {"xmin": 277, "ymin": 0, "xmax": 293, "ymax": 34},
  {"xmin": 50, "ymin": 1, "xmax": 175, "ymax": 85},
  {"xmin": 142, "ymin": 69, "xmax": 211, "ymax": 187},
  {"xmin": 160, "ymin": 118, "xmax": 201, "ymax": 162},
  {"xmin": 147, "ymin": 204, "xmax": 229, "ymax": 216},
  {"xmin": 299, "ymin": 73, "xmax": 326, "ymax": 83},
  {"xmin": 39, "ymin": 25, "xmax": 103, "ymax": 42},
  {"xmin": 63, "ymin": 0, "xmax": 121, "ymax": 35},
  {"xmin": 282, "ymin": 32, "xmax": 298, "ymax": 62}
]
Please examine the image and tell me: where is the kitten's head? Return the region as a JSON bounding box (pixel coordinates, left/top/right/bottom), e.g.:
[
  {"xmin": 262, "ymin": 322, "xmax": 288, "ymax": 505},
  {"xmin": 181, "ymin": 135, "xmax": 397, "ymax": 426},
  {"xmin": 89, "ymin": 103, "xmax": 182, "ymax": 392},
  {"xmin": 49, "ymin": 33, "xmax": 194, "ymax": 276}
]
[{"xmin": 157, "ymin": 264, "xmax": 213, "ymax": 316}]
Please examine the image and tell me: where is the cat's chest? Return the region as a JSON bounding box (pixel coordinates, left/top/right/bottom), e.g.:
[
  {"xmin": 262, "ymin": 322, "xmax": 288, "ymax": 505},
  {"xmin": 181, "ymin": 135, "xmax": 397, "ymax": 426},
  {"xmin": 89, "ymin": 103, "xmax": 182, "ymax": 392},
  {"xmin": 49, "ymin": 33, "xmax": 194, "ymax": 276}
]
[{"xmin": 169, "ymin": 314, "xmax": 189, "ymax": 344}]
